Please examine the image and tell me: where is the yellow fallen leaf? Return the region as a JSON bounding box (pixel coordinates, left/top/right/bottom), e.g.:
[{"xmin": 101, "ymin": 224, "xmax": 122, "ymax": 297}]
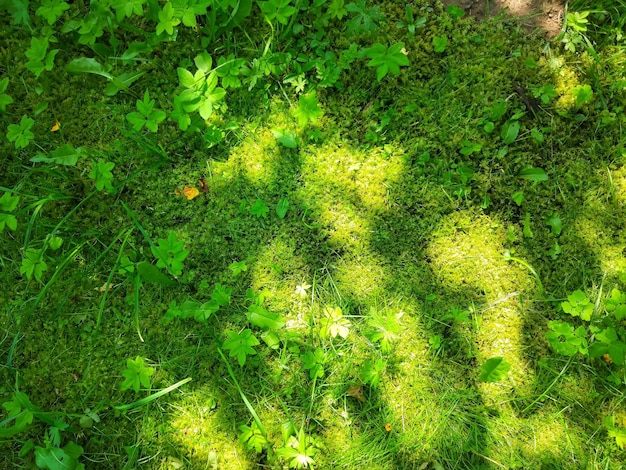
[
  {"xmin": 183, "ymin": 186, "xmax": 200, "ymax": 200},
  {"xmin": 51, "ymin": 121, "xmax": 60, "ymax": 132}
]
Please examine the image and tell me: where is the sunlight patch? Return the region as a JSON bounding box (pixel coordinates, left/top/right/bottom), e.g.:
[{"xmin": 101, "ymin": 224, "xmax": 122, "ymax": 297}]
[
  {"xmin": 167, "ymin": 392, "xmax": 253, "ymax": 469},
  {"xmin": 334, "ymin": 254, "xmax": 387, "ymax": 301}
]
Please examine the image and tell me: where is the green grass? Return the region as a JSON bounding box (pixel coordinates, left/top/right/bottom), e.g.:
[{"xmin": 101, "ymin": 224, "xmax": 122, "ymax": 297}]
[{"xmin": 1, "ymin": 0, "xmax": 626, "ymax": 468}]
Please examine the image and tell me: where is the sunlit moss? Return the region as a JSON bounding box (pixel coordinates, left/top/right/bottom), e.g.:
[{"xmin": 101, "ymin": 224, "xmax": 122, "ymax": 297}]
[
  {"xmin": 543, "ymin": 55, "xmax": 583, "ymax": 110},
  {"xmin": 166, "ymin": 392, "xmax": 253, "ymax": 469},
  {"xmin": 427, "ymin": 210, "xmax": 535, "ymax": 394}
]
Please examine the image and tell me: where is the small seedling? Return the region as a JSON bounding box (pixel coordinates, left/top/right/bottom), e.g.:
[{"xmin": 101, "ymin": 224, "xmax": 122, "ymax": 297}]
[
  {"xmin": 433, "ymin": 36, "xmax": 448, "ymax": 53},
  {"xmin": 345, "ymin": 0, "xmax": 385, "ymax": 36},
  {"xmin": 360, "ymin": 358, "xmax": 386, "ymax": 386},
  {"xmin": 25, "ymin": 36, "xmax": 59, "ymax": 78},
  {"xmin": 546, "ymin": 321, "xmax": 588, "ymax": 356},
  {"xmin": 365, "ymin": 307, "xmax": 401, "ymax": 353},
  {"xmin": 229, "ymin": 260, "xmax": 248, "ymax": 276},
  {"xmin": 446, "ymin": 4, "xmax": 465, "ymax": 19},
  {"xmin": 545, "ymin": 212, "xmax": 562, "ymax": 236},
  {"xmin": 156, "ymin": 2, "xmax": 180, "ymax": 35},
  {"xmin": 249, "ymin": 198, "xmax": 270, "ymax": 218},
  {"xmin": 294, "ymin": 91, "xmax": 324, "ymax": 126},
  {"xmin": 20, "ymin": 248, "xmax": 48, "ymax": 281},
  {"xmin": 397, "ymin": 4, "xmax": 426, "ymax": 35},
  {"xmin": 319, "ymin": 306, "xmax": 351, "ymax": 339},
  {"xmin": 301, "ymin": 348, "xmax": 326, "ymax": 379},
  {"xmin": 258, "ymin": 0, "xmax": 297, "ymax": 25},
  {"xmin": 239, "ymin": 421, "xmax": 268, "ymax": 453},
  {"xmin": 562, "ymin": 289, "xmax": 593, "ymax": 321},
  {"xmin": 36, "ymin": 0, "xmax": 70, "ymax": 25},
  {"xmin": 88, "ymin": 160, "xmax": 115, "ymax": 192}
]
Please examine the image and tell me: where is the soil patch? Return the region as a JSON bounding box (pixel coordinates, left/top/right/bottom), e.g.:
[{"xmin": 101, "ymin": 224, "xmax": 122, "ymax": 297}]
[{"xmin": 442, "ymin": 0, "xmax": 565, "ymax": 37}]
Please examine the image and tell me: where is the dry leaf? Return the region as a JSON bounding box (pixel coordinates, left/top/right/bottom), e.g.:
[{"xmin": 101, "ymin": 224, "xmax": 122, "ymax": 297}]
[
  {"xmin": 183, "ymin": 186, "xmax": 200, "ymax": 200},
  {"xmin": 198, "ymin": 178, "xmax": 209, "ymax": 193},
  {"xmin": 95, "ymin": 282, "xmax": 113, "ymax": 293},
  {"xmin": 51, "ymin": 121, "xmax": 60, "ymax": 132},
  {"xmin": 346, "ymin": 385, "xmax": 365, "ymax": 403}
]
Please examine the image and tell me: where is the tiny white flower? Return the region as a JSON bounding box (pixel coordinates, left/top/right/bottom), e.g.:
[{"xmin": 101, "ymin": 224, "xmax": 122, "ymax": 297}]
[{"xmin": 295, "ymin": 283, "xmax": 311, "ymax": 298}]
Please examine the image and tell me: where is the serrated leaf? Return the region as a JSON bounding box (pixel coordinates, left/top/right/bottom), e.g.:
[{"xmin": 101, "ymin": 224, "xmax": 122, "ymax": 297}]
[
  {"xmin": 249, "ymin": 199, "xmax": 269, "ymax": 218},
  {"xmin": 31, "ymin": 144, "xmax": 84, "ymax": 166},
  {"xmin": 545, "ymin": 212, "xmax": 562, "ymax": 236}
]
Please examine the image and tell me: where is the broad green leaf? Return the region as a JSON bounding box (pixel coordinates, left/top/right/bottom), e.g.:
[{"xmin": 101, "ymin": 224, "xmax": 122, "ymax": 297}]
[
  {"xmin": 66, "ymin": 57, "xmax": 113, "ymax": 79},
  {"xmin": 211, "ymin": 283, "xmax": 232, "ymax": 306},
  {"xmin": 501, "ymin": 120, "xmax": 520, "ymax": 144},
  {"xmin": 177, "ymin": 67, "xmax": 196, "ymax": 88},
  {"xmin": 545, "ymin": 212, "xmax": 562, "ymax": 236},
  {"xmin": 276, "ymin": 198, "xmax": 289, "ymax": 219},
  {"xmin": 136, "ymin": 261, "xmax": 176, "ymax": 286},
  {"xmin": 478, "ymin": 357, "xmax": 511, "ymax": 382},
  {"xmin": 246, "ymin": 304, "xmax": 285, "ymax": 330},
  {"xmin": 511, "ymin": 191, "xmax": 524, "ymax": 206},
  {"xmin": 271, "ymin": 128, "xmax": 297, "ymax": 148},
  {"xmin": 433, "ymin": 36, "xmax": 447, "ymax": 53},
  {"xmin": 194, "ymin": 52, "xmax": 212, "ymax": 74},
  {"xmin": 518, "ymin": 167, "xmax": 548, "ymax": 182}
]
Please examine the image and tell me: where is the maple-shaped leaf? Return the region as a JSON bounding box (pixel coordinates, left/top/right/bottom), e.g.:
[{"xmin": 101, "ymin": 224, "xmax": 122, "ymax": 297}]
[
  {"xmin": 294, "ymin": 91, "xmax": 324, "ymax": 126},
  {"xmin": 151, "ymin": 231, "xmax": 189, "ymax": 276},
  {"xmin": 249, "ymin": 198, "xmax": 269, "ymax": 218},
  {"xmin": 223, "ymin": 329, "xmax": 259, "ymax": 367},
  {"xmin": 363, "ymin": 42, "xmax": 409, "ymax": 81},
  {"xmin": 20, "ymin": 248, "xmax": 48, "ymax": 282},
  {"xmin": 121, "ymin": 356, "xmax": 155, "ymax": 392},
  {"xmin": 89, "ymin": 160, "xmax": 115, "ymax": 192}
]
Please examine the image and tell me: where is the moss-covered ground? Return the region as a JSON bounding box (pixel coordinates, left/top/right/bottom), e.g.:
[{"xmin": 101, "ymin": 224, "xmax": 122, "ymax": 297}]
[{"xmin": 1, "ymin": 1, "xmax": 626, "ymax": 468}]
